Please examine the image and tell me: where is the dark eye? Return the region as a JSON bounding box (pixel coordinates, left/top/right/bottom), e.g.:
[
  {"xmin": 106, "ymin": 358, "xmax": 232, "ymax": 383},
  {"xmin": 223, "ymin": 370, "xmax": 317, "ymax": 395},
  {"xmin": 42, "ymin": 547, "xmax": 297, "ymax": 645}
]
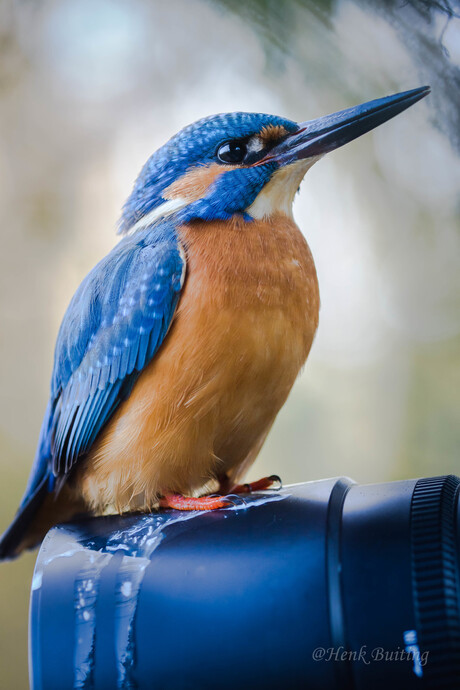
[{"xmin": 217, "ymin": 140, "xmax": 247, "ymax": 164}]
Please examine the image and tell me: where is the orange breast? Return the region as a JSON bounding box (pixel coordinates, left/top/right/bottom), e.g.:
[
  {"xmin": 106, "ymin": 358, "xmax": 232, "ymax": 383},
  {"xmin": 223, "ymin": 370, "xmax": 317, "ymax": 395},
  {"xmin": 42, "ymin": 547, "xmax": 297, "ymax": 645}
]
[{"xmin": 77, "ymin": 213, "xmax": 320, "ymax": 513}]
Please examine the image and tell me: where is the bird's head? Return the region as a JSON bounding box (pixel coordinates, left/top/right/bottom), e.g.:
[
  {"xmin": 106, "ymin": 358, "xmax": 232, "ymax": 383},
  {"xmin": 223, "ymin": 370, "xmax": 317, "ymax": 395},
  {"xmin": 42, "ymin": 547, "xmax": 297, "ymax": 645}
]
[{"xmin": 119, "ymin": 86, "xmax": 430, "ymax": 234}]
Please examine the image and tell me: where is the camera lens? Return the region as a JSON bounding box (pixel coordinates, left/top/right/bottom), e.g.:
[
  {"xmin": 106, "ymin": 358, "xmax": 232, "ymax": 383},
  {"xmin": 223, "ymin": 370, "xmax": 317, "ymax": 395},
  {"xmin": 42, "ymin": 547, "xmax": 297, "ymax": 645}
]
[
  {"xmin": 30, "ymin": 475, "xmax": 460, "ymax": 689},
  {"xmin": 333, "ymin": 475, "xmax": 460, "ymax": 689}
]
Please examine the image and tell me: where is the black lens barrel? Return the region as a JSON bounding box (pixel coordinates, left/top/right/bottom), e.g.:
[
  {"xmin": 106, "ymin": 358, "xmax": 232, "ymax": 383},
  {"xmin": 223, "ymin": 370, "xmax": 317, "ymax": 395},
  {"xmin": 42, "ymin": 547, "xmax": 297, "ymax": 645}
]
[{"xmin": 29, "ymin": 475, "xmax": 460, "ymax": 689}]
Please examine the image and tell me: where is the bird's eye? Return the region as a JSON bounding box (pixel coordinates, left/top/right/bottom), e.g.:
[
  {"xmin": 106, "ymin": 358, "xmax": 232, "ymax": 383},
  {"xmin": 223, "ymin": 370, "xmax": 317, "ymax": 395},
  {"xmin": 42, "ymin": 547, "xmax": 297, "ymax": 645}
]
[{"xmin": 217, "ymin": 141, "xmax": 247, "ymax": 164}]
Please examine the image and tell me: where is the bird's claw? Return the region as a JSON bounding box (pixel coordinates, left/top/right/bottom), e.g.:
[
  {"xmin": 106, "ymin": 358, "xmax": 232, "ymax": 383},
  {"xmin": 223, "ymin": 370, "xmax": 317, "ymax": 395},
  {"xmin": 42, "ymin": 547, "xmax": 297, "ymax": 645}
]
[
  {"xmin": 267, "ymin": 474, "xmax": 283, "ymax": 491},
  {"xmin": 223, "ymin": 493, "xmax": 248, "ymax": 508},
  {"xmin": 232, "ymin": 474, "xmax": 283, "ymax": 494}
]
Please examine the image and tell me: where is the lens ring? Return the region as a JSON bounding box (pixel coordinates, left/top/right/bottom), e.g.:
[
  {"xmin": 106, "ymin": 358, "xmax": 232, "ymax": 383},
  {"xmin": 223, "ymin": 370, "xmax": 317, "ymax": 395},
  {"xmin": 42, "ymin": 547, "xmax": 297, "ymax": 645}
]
[
  {"xmin": 326, "ymin": 477, "xmax": 355, "ymax": 689},
  {"xmin": 411, "ymin": 475, "xmax": 460, "ymax": 687}
]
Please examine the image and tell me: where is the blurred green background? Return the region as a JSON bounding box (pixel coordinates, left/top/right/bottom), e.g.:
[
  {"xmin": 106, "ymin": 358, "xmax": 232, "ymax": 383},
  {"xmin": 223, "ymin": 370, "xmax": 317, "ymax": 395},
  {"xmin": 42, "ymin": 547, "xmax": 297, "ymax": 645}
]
[{"xmin": 0, "ymin": 0, "xmax": 459, "ymax": 686}]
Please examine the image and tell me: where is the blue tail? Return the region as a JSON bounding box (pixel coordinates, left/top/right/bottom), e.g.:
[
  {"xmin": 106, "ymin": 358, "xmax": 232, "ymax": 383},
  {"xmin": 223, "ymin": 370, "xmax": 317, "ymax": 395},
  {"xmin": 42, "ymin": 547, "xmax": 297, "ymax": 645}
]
[{"xmin": 0, "ymin": 402, "xmax": 53, "ymax": 560}]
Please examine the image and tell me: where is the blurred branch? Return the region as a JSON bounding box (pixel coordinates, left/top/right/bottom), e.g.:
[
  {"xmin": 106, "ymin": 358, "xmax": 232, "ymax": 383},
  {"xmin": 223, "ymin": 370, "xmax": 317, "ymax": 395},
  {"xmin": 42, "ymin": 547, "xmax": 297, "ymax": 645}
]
[
  {"xmin": 367, "ymin": 0, "xmax": 460, "ymax": 152},
  {"xmin": 211, "ymin": 0, "xmax": 460, "ymax": 153}
]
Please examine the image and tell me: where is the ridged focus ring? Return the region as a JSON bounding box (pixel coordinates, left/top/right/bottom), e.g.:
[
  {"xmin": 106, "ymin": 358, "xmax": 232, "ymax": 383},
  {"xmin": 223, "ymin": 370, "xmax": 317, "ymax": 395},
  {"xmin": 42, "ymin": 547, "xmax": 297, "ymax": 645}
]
[{"xmin": 411, "ymin": 475, "xmax": 460, "ymax": 687}]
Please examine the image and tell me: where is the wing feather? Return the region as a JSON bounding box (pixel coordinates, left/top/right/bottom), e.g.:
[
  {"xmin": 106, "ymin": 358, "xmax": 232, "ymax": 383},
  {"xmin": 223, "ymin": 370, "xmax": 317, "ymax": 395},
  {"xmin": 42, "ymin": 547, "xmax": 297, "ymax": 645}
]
[{"xmin": 46, "ymin": 226, "xmax": 185, "ymax": 478}]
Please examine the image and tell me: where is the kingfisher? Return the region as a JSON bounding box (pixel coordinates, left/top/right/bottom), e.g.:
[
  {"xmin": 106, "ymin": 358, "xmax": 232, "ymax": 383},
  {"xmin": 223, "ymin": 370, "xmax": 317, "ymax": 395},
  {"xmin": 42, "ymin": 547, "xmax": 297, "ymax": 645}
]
[{"xmin": 0, "ymin": 86, "xmax": 429, "ymax": 559}]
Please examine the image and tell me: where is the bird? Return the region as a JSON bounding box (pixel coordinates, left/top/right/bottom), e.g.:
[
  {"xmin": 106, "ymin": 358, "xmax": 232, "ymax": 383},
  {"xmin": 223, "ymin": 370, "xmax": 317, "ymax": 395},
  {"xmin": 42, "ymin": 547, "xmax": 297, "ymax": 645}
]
[{"xmin": 0, "ymin": 86, "xmax": 430, "ymax": 559}]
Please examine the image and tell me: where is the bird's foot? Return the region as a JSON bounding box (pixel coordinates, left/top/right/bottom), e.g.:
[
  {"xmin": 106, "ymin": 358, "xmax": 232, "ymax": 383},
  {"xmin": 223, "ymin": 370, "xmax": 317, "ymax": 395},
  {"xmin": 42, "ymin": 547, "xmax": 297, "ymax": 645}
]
[
  {"xmin": 159, "ymin": 494, "xmax": 234, "ymax": 511},
  {"xmin": 232, "ymin": 474, "xmax": 282, "ymax": 494},
  {"xmin": 159, "ymin": 475, "xmax": 282, "ymax": 512}
]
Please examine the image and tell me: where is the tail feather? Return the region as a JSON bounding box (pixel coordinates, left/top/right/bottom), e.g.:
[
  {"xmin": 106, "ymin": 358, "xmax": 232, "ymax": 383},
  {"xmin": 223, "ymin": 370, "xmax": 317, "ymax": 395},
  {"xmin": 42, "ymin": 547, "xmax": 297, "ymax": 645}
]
[
  {"xmin": 0, "ymin": 401, "xmax": 55, "ymax": 561},
  {"xmin": 0, "ymin": 475, "xmax": 49, "ymax": 561}
]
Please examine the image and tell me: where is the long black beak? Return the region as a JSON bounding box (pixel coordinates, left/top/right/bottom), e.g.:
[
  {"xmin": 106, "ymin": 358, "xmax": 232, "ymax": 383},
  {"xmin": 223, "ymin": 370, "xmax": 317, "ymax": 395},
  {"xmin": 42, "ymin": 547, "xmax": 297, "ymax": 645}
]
[{"xmin": 260, "ymin": 86, "xmax": 430, "ymax": 166}]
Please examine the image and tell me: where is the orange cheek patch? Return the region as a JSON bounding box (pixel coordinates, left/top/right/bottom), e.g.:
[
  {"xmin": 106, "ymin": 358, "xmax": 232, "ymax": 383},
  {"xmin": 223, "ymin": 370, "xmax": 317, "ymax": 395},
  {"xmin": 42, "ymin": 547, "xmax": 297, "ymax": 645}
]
[
  {"xmin": 163, "ymin": 163, "xmax": 233, "ymax": 202},
  {"xmin": 258, "ymin": 124, "xmax": 288, "ymax": 144}
]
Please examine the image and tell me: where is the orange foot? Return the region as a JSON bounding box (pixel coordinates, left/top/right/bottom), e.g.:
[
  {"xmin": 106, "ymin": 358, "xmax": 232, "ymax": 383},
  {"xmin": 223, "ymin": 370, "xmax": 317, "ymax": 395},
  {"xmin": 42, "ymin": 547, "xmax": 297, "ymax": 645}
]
[
  {"xmin": 159, "ymin": 494, "xmax": 233, "ymax": 511},
  {"xmin": 232, "ymin": 474, "xmax": 282, "ymax": 494},
  {"xmin": 159, "ymin": 475, "xmax": 282, "ymax": 512}
]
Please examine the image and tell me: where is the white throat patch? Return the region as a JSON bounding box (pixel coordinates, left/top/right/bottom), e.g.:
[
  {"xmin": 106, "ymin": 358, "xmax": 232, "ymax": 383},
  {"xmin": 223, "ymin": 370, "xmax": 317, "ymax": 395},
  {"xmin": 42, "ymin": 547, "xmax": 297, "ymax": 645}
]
[{"xmin": 247, "ymin": 157, "xmax": 320, "ymax": 220}]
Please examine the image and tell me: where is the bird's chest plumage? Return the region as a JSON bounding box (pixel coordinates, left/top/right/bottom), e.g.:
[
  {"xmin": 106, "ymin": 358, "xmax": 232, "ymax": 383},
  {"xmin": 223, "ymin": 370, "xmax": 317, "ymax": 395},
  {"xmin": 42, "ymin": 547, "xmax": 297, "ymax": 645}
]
[
  {"xmin": 81, "ymin": 213, "xmax": 319, "ymax": 511},
  {"xmin": 177, "ymin": 214, "xmax": 319, "ymax": 419}
]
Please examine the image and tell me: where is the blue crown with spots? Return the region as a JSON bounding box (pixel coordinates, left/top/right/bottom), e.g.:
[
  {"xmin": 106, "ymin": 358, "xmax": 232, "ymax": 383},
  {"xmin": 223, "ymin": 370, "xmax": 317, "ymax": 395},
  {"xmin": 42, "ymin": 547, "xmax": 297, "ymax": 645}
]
[{"xmin": 119, "ymin": 112, "xmax": 298, "ymax": 233}]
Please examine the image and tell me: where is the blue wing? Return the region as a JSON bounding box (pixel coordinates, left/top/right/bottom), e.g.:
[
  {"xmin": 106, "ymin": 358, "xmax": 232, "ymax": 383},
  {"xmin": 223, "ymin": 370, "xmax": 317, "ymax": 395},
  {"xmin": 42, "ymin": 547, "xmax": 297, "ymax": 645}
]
[
  {"xmin": 0, "ymin": 222, "xmax": 185, "ymax": 559},
  {"xmin": 26, "ymin": 222, "xmax": 185, "ymax": 496}
]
